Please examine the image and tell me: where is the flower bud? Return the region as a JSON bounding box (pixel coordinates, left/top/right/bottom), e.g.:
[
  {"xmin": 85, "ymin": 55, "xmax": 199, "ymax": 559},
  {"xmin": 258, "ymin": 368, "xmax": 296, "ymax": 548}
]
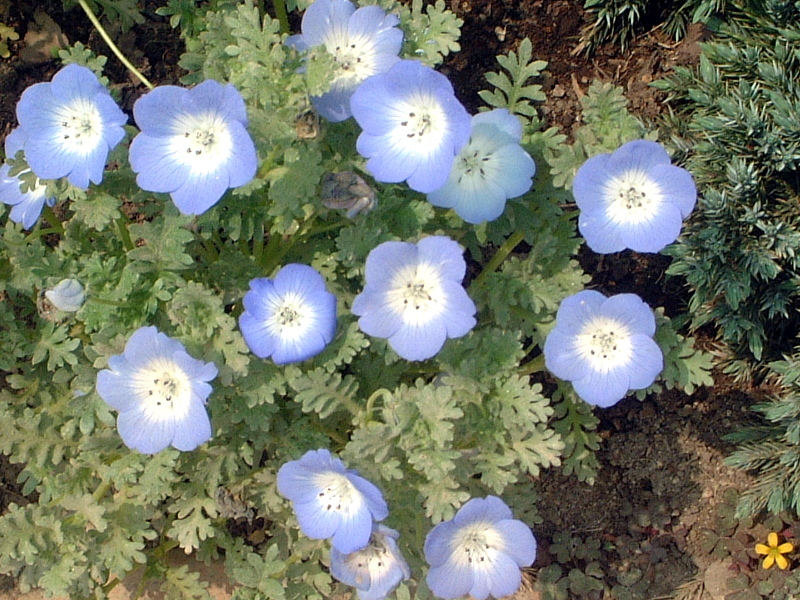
[{"xmin": 45, "ymin": 278, "xmax": 85, "ymax": 312}]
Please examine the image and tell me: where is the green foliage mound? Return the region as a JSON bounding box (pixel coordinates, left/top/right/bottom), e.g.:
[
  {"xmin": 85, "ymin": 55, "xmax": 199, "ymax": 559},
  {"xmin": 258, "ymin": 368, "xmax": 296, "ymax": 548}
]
[
  {"xmin": 656, "ymin": 0, "xmax": 800, "ymax": 363},
  {"xmin": 0, "ymin": 1, "xmax": 713, "ymax": 597}
]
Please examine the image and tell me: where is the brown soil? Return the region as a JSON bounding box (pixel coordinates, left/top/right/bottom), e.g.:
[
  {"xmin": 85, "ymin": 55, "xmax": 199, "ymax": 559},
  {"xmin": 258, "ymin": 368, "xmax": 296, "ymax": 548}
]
[{"xmin": 0, "ymin": 1, "xmax": 770, "ymax": 599}]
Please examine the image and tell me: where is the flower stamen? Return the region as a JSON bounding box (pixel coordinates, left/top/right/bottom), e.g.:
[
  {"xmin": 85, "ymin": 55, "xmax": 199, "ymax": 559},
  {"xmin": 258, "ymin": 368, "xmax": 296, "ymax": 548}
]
[{"xmin": 576, "ymin": 317, "xmax": 634, "ymax": 371}]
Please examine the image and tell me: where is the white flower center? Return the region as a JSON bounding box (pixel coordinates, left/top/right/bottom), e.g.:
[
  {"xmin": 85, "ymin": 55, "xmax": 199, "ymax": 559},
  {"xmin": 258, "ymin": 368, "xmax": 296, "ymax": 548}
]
[
  {"xmin": 574, "ymin": 316, "xmax": 634, "ymax": 372},
  {"xmin": 391, "ymin": 98, "xmax": 449, "ymax": 153},
  {"xmin": 55, "ymin": 99, "xmax": 104, "ymax": 156},
  {"xmin": 605, "ymin": 170, "xmax": 664, "ymax": 224},
  {"xmin": 313, "ymin": 471, "xmax": 363, "ymax": 516},
  {"xmin": 130, "ymin": 357, "xmax": 192, "ymax": 420},
  {"xmin": 342, "ymin": 531, "xmax": 394, "ymax": 587},
  {"xmin": 169, "ymin": 113, "xmax": 234, "ymax": 175},
  {"xmin": 324, "ymin": 30, "xmax": 381, "ymax": 85},
  {"xmin": 386, "ymin": 262, "xmax": 446, "ymax": 326},
  {"xmin": 266, "ymin": 291, "xmax": 314, "ymax": 342},
  {"xmin": 450, "ymin": 521, "xmax": 505, "ymax": 568},
  {"xmin": 455, "ymin": 144, "xmax": 492, "ymax": 183}
]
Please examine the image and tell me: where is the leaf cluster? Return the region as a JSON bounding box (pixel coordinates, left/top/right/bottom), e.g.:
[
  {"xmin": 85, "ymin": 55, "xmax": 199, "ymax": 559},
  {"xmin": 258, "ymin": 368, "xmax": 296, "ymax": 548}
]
[
  {"xmin": 726, "ymin": 352, "xmax": 800, "ymax": 518},
  {"xmin": 545, "ymin": 79, "xmax": 651, "ymax": 190},
  {"xmin": 0, "ymin": 7, "xmax": 714, "ymax": 599},
  {"xmin": 576, "ymin": 0, "xmax": 731, "ymax": 55},
  {"xmin": 658, "ymin": 4, "xmax": 800, "ymax": 362},
  {"xmin": 62, "ymin": 0, "xmax": 144, "ymax": 32}
]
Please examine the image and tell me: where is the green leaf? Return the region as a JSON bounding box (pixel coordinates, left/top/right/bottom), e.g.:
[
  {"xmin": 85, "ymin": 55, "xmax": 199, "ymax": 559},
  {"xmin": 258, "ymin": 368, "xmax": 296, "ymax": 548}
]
[
  {"xmin": 31, "ymin": 323, "xmax": 80, "ymax": 372},
  {"xmin": 552, "ymin": 386, "xmax": 600, "ymax": 484},
  {"xmin": 288, "ymin": 367, "xmax": 359, "ymax": 418},
  {"xmin": 161, "ymin": 565, "xmax": 213, "ymax": 600},
  {"xmin": 478, "ymin": 38, "xmax": 547, "ymax": 119},
  {"xmin": 400, "ymin": 0, "xmax": 462, "ymax": 67},
  {"xmin": 70, "ymin": 192, "xmax": 121, "ymax": 231},
  {"xmin": 128, "ymin": 214, "xmax": 195, "ymax": 272}
]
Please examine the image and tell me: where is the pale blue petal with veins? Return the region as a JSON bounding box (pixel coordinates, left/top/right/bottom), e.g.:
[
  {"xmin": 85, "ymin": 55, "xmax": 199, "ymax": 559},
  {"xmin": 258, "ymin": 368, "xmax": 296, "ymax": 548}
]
[
  {"xmin": 544, "ymin": 290, "xmax": 663, "ymax": 407},
  {"xmin": 352, "ymin": 236, "xmax": 476, "ymax": 361},
  {"xmin": 351, "ymin": 60, "xmax": 471, "ymax": 193},
  {"xmin": 286, "ymin": 0, "xmax": 403, "ymax": 122},
  {"xmin": 239, "ymin": 264, "xmax": 337, "ymax": 365},
  {"xmin": 96, "ymin": 326, "xmax": 218, "ymax": 454},
  {"xmin": 427, "ymin": 109, "xmax": 536, "ymax": 224},
  {"xmin": 0, "ymin": 129, "xmax": 55, "ymax": 229},
  {"xmin": 574, "ymin": 139, "xmax": 696, "ymax": 253},
  {"xmin": 129, "ymin": 79, "xmax": 257, "ymax": 215},
  {"xmin": 14, "ymin": 64, "xmax": 127, "ymax": 189},
  {"xmin": 277, "ymin": 449, "xmax": 389, "ymax": 553},
  {"xmin": 330, "ymin": 524, "xmax": 411, "ymax": 600},
  {"xmin": 424, "ymin": 496, "xmax": 537, "ymax": 600}
]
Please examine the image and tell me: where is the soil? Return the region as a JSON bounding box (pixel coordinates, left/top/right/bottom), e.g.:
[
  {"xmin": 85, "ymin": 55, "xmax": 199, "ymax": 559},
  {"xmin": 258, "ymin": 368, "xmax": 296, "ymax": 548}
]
[{"xmin": 0, "ymin": 1, "xmax": 773, "ymax": 599}]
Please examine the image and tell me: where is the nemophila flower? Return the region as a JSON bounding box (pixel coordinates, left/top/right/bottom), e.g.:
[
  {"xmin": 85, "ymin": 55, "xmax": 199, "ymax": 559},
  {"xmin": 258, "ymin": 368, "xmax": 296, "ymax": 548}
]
[
  {"xmin": 350, "ymin": 60, "xmax": 471, "ymax": 193},
  {"xmin": 286, "ymin": 0, "xmax": 403, "ymax": 123},
  {"xmin": 331, "ymin": 524, "xmax": 411, "ymax": 600},
  {"xmin": 277, "ymin": 449, "xmax": 389, "ymax": 553},
  {"xmin": 14, "ymin": 63, "xmax": 127, "ymax": 189},
  {"xmin": 756, "ymin": 532, "xmax": 794, "ymax": 570},
  {"xmin": 573, "ymin": 139, "xmax": 697, "ymax": 253},
  {"xmin": 128, "ymin": 79, "xmax": 257, "ymax": 216},
  {"xmin": 544, "ymin": 290, "xmax": 663, "ymax": 408},
  {"xmin": 352, "ymin": 236, "xmax": 476, "ymax": 361},
  {"xmin": 45, "ymin": 278, "xmax": 85, "ymax": 312},
  {"xmin": 96, "ymin": 326, "xmax": 218, "ymax": 454},
  {"xmin": 239, "ymin": 264, "xmax": 337, "ymax": 365},
  {"xmin": 424, "ymin": 496, "xmax": 537, "ymax": 600},
  {"xmin": 427, "ymin": 109, "xmax": 535, "ymax": 224},
  {"xmin": 0, "ymin": 129, "xmax": 55, "ymax": 229}
]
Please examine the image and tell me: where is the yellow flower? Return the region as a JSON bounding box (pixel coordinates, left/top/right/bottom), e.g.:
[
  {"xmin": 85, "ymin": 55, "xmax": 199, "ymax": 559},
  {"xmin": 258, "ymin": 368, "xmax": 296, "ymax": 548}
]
[{"xmin": 755, "ymin": 532, "xmax": 794, "ymax": 570}]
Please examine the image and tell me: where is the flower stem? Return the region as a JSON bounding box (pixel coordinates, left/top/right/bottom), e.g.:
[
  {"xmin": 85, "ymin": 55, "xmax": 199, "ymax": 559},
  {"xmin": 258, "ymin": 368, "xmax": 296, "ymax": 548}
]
[
  {"xmin": 469, "ymin": 230, "xmax": 525, "ymax": 290},
  {"xmin": 42, "ymin": 204, "xmax": 65, "ymax": 235},
  {"xmin": 116, "ymin": 216, "xmax": 135, "ymax": 252},
  {"xmin": 76, "ymin": 0, "xmax": 154, "ymax": 90},
  {"xmin": 518, "ymin": 353, "xmax": 545, "ymax": 375},
  {"xmin": 273, "ymin": 0, "xmax": 291, "ymax": 35}
]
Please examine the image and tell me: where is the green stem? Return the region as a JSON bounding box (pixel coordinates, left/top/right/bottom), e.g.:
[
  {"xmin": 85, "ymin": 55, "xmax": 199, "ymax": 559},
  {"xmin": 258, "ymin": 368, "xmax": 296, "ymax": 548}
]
[
  {"xmin": 88, "ymin": 297, "xmax": 128, "ymax": 307},
  {"xmin": 24, "ymin": 227, "xmax": 62, "ymax": 242},
  {"xmin": 77, "ymin": 0, "xmax": 154, "ymax": 89},
  {"xmin": 258, "ymin": 213, "xmax": 319, "ymax": 272},
  {"xmin": 116, "ymin": 216, "xmax": 135, "ymax": 252},
  {"xmin": 42, "ymin": 205, "xmax": 65, "ymax": 235},
  {"xmin": 253, "ymin": 220, "xmax": 265, "ymax": 261},
  {"xmin": 257, "ymin": 232, "xmax": 283, "ymax": 271},
  {"xmin": 273, "ymin": 0, "xmax": 291, "ymax": 35},
  {"xmin": 364, "ymin": 388, "xmax": 391, "ymax": 421},
  {"xmin": 469, "ymin": 230, "xmax": 525, "ymax": 291},
  {"xmin": 518, "ymin": 353, "xmax": 545, "ymax": 376},
  {"xmin": 92, "ymin": 479, "xmax": 114, "ymax": 503}
]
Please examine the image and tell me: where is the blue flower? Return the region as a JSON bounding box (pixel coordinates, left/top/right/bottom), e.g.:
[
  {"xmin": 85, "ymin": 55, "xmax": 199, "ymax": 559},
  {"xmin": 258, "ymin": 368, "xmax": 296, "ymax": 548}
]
[
  {"xmin": 277, "ymin": 449, "xmax": 389, "ymax": 553},
  {"xmin": 96, "ymin": 326, "xmax": 218, "ymax": 454},
  {"xmin": 287, "ymin": 0, "xmax": 403, "ymax": 123},
  {"xmin": 424, "ymin": 496, "xmax": 537, "ymax": 600},
  {"xmin": 0, "ymin": 129, "xmax": 55, "ymax": 229},
  {"xmin": 350, "ymin": 60, "xmax": 471, "ymax": 193},
  {"xmin": 45, "ymin": 278, "xmax": 85, "ymax": 312},
  {"xmin": 352, "ymin": 236, "xmax": 476, "ymax": 361},
  {"xmin": 574, "ymin": 139, "xmax": 697, "ymax": 253},
  {"xmin": 427, "ymin": 109, "xmax": 535, "ymax": 224},
  {"xmin": 128, "ymin": 79, "xmax": 258, "ymax": 216},
  {"xmin": 331, "ymin": 524, "xmax": 411, "ymax": 600},
  {"xmin": 14, "ymin": 63, "xmax": 127, "ymax": 190},
  {"xmin": 544, "ymin": 290, "xmax": 663, "ymax": 407},
  {"xmin": 239, "ymin": 264, "xmax": 337, "ymax": 365}
]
